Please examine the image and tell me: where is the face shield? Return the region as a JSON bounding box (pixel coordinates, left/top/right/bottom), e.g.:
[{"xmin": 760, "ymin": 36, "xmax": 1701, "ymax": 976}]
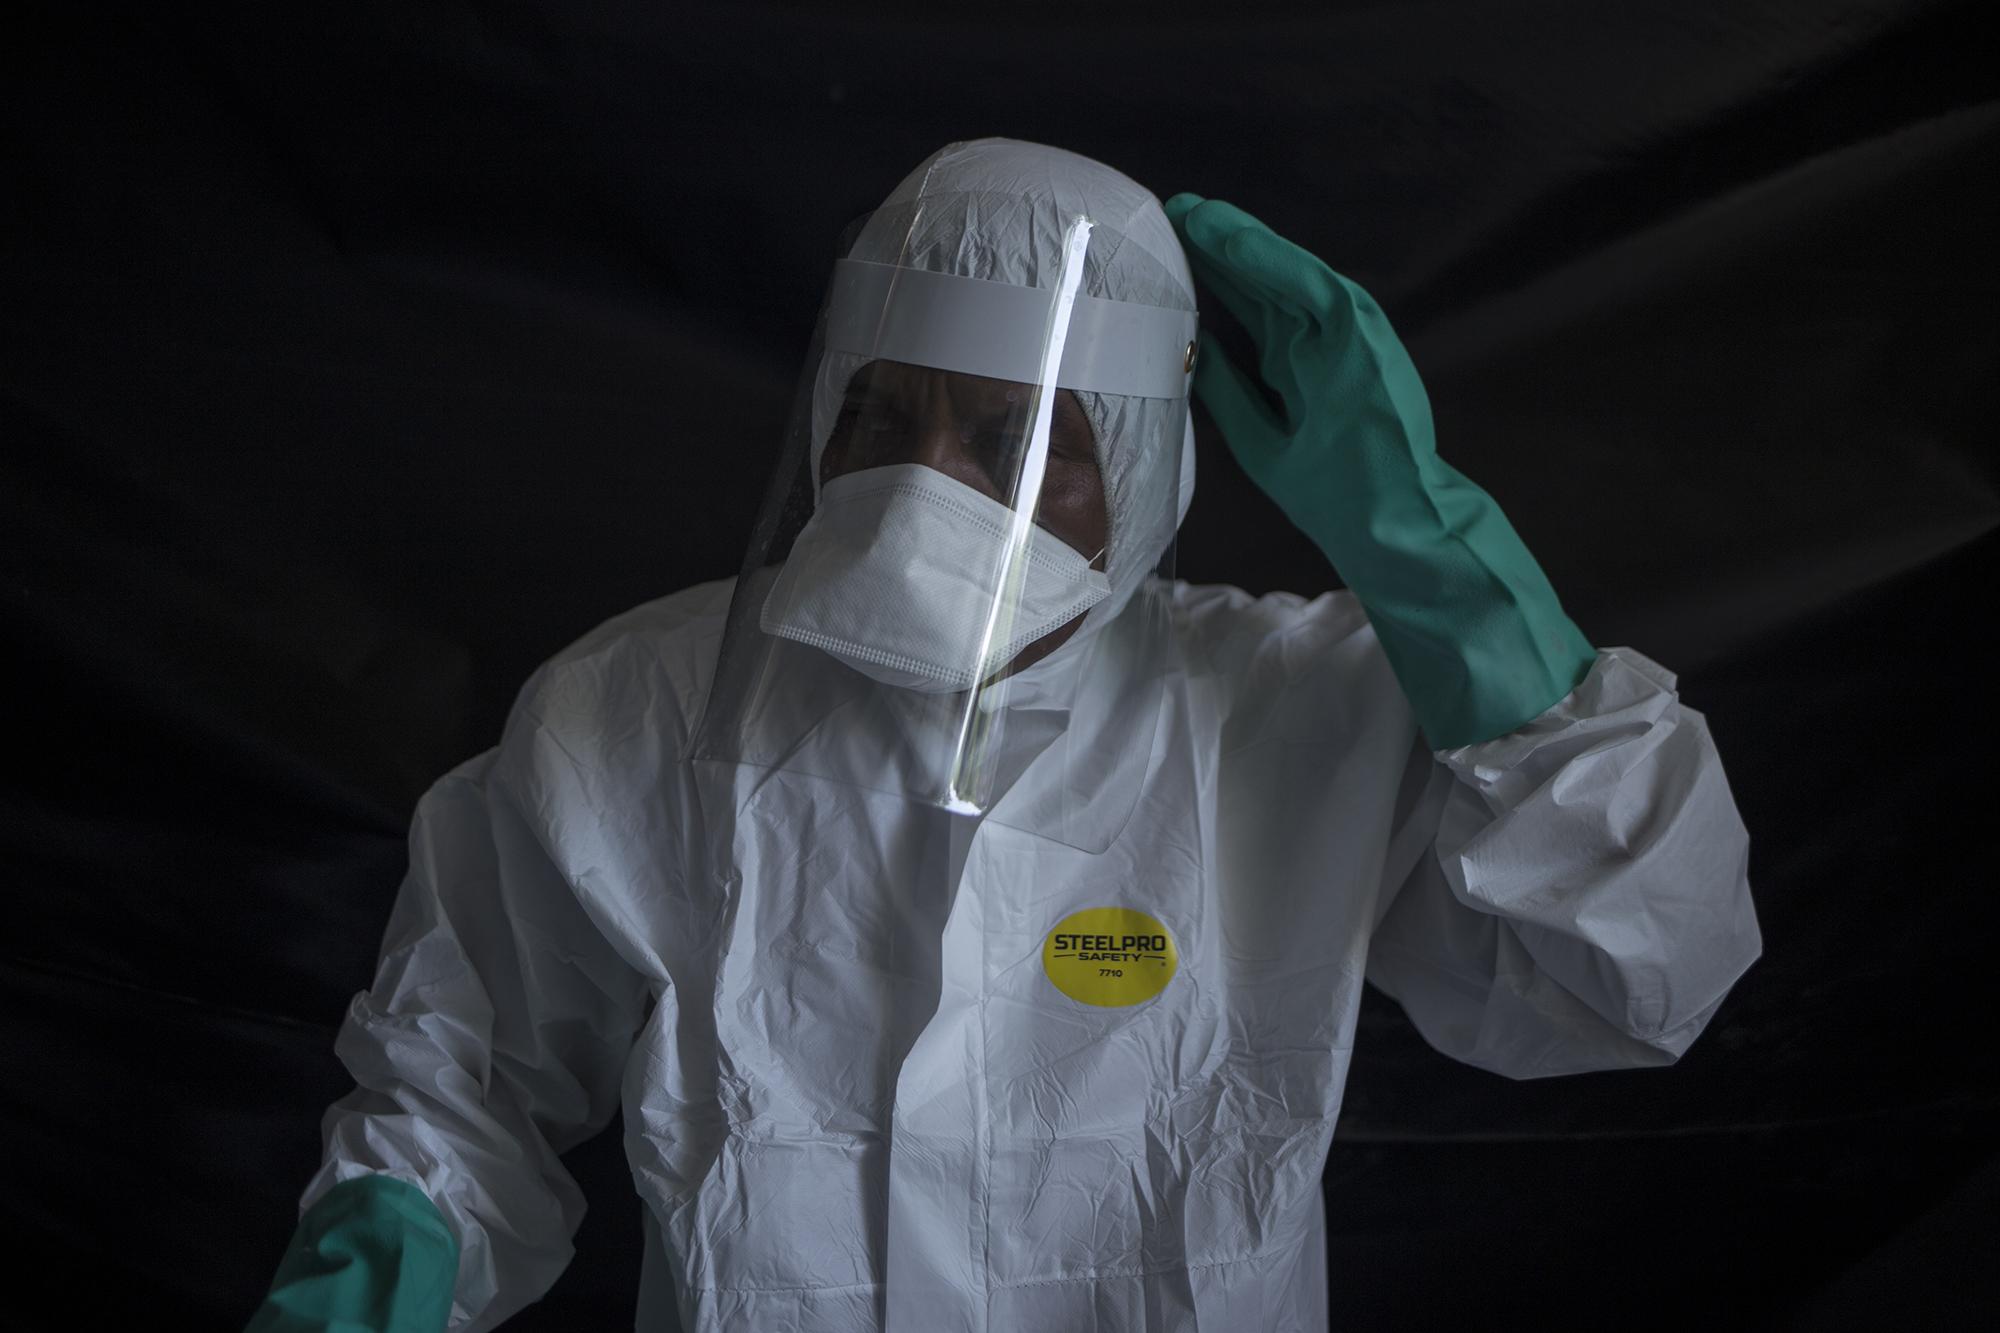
[{"xmin": 690, "ymin": 179, "xmax": 1197, "ymax": 852}]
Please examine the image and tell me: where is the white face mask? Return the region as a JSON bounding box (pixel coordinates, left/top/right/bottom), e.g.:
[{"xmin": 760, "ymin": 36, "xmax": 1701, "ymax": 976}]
[{"xmin": 759, "ymin": 463, "xmax": 1111, "ymax": 693}]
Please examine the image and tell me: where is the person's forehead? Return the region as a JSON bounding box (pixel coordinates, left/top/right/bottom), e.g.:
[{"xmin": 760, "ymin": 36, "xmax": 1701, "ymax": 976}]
[{"xmin": 848, "ymin": 360, "xmax": 1075, "ymax": 414}]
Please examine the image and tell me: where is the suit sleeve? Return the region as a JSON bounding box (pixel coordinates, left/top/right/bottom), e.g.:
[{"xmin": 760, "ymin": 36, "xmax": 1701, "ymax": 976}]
[
  {"xmin": 1363, "ymin": 645, "xmax": 1763, "ymax": 1079},
  {"xmin": 280, "ymin": 662, "xmax": 655, "ymax": 1330}
]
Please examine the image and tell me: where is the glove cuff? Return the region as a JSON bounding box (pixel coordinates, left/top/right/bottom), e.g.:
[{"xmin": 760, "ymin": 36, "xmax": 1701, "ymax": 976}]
[{"xmin": 247, "ymin": 1175, "xmax": 458, "ymax": 1333}]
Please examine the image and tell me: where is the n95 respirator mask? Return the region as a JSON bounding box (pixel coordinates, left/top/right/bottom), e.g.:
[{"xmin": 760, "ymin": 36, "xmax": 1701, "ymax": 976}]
[{"xmin": 759, "ymin": 462, "xmax": 1110, "ymax": 693}]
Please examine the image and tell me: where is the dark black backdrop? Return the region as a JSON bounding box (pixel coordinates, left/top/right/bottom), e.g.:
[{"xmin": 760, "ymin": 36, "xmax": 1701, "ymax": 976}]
[{"xmin": 5, "ymin": 2, "xmax": 1996, "ymax": 1329}]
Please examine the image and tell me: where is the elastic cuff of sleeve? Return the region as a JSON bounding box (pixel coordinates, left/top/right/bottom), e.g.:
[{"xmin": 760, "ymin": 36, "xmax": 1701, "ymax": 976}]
[{"xmin": 1433, "ymin": 646, "xmax": 1680, "ymax": 796}]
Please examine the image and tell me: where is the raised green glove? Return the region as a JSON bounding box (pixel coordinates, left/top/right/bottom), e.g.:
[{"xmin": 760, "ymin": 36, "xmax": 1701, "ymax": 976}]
[
  {"xmin": 1164, "ymin": 192, "xmax": 1596, "ymax": 749},
  {"xmin": 247, "ymin": 1175, "xmax": 458, "ymax": 1333}
]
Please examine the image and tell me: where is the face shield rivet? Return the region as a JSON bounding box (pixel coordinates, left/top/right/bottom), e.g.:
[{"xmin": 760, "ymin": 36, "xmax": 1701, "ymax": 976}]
[{"xmin": 1184, "ymin": 340, "xmax": 1197, "ymax": 373}]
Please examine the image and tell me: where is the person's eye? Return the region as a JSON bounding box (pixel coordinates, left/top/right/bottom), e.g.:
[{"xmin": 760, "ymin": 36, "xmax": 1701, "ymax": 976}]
[
  {"xmin": 975, "ymin": 429, "xmax": 1019, "ymax": 464},
  {"xmin": 837, "ymin": 408, "xmax": 894, "ymax": 442}
]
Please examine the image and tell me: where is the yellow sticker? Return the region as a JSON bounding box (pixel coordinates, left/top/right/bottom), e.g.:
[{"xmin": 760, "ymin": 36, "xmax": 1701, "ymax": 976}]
[{"xmin": 1043, "ymin": 907, "xmax": 1178, "ymax": 1007}]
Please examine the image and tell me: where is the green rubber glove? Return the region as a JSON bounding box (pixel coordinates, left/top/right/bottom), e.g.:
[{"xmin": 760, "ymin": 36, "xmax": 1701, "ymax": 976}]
[
  {"xmin": 1163, "ymin": 192, "xmax": 1596, "ymax": 749},
  {"xmin": 247, "ymin": 1175, "xmax": 458, "ymax": 1333}
]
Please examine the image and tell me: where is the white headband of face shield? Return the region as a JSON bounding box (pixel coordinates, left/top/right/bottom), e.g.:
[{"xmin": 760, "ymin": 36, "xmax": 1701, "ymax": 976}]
[{"xmin": 821, "ymin": 257, "xmax": 1199, "ymax": 401}]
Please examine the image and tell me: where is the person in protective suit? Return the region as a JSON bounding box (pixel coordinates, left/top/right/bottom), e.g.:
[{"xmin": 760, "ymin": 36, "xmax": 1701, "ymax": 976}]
[{"xmin": 249, "ymin": 138, "xmax": 1763, "ymax": 1333}]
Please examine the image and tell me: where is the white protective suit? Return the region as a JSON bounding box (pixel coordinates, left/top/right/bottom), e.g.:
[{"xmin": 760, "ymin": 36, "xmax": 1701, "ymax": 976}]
[{"xmin": 301, "ymin": 141, "xmax": 1765, "ymax": 1332}]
